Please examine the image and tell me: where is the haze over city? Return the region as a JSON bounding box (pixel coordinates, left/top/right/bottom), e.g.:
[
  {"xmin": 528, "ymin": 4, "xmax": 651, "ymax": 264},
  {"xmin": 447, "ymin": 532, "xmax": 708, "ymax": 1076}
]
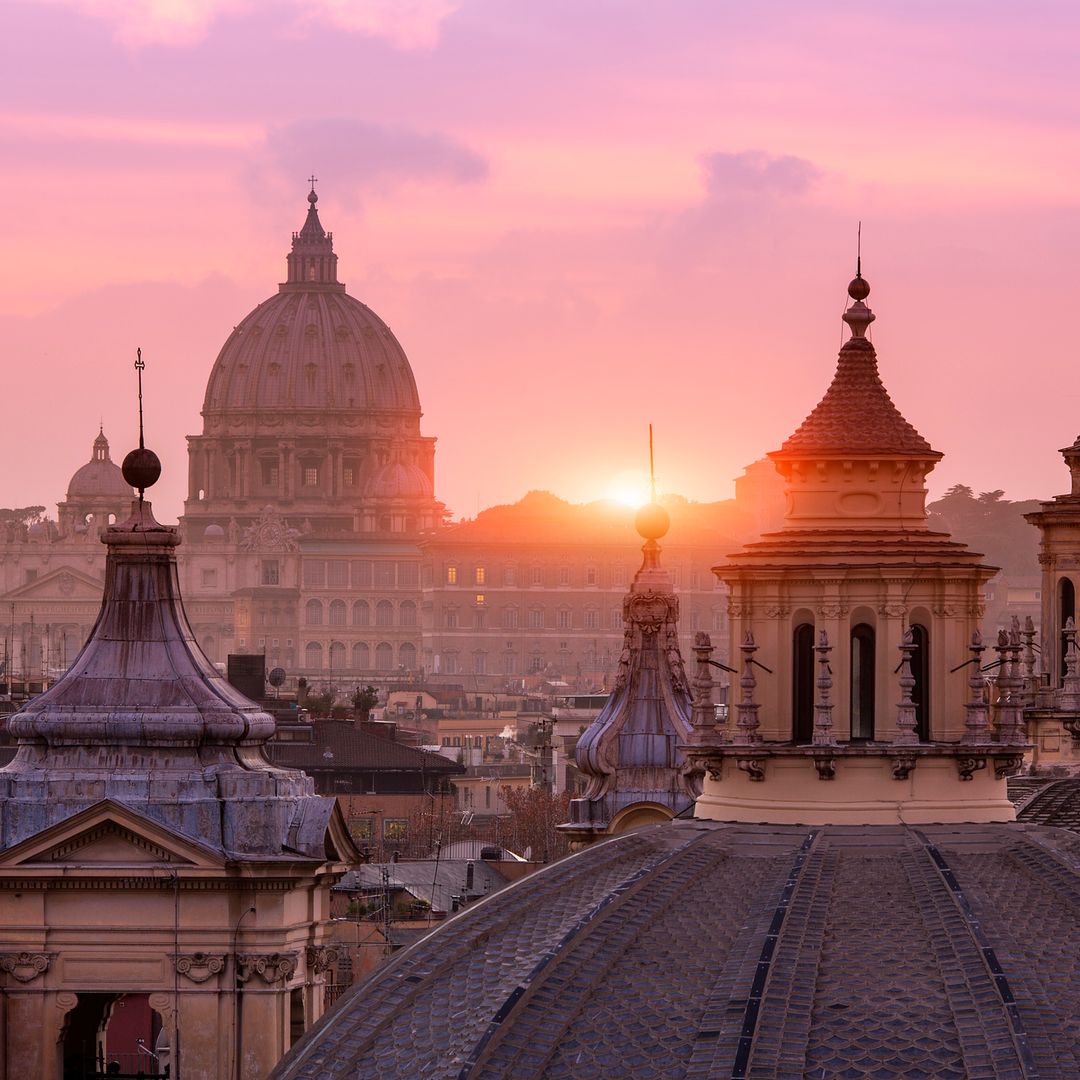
[{"xmin": 2, "ymin": 0, "xmax": 1077, "ymax": 520}]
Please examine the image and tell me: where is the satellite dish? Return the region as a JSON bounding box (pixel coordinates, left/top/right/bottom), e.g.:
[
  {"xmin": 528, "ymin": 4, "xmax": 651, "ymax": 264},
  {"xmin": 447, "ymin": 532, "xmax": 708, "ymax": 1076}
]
[{"xmin": 268, "ymin": 667, "xmax": 287, "ymax": 688}]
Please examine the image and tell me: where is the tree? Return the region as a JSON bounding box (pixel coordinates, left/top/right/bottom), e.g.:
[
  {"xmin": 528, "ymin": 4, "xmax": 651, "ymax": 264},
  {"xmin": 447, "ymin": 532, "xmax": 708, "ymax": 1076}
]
[
  {"xmin": 351, "ymin": 685, "xmax": 379, "ymax": 715},
  {"xmin": 500, "ymin": 785, "xmax": 572, "ymax": 863}
]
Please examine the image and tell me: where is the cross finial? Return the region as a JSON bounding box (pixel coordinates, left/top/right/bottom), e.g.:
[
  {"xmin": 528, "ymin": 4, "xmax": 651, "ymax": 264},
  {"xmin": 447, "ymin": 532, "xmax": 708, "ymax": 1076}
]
[
  {"xmin": 308, "ymin": 174, "xmax": 318, "ymax": 192},
  {"xmin": 134, "ymin": 348, "xmax": 145, "ymax": 451}
]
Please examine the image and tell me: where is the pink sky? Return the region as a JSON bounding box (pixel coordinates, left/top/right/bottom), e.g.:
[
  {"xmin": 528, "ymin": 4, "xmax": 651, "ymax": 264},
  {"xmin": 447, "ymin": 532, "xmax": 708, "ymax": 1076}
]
[{"xmin": 2, "ymin": 0, "xmax": 1079, "ymax": 522}]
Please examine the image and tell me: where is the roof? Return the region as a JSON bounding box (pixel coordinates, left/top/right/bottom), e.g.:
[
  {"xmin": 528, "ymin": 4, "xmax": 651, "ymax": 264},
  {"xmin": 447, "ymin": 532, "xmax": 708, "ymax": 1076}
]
[
  {"xmin": 274, "ymin": 818, "xmax": 1080, "ymax": 1079},
  {"xmin": 65, "ymin": 430, "xmax": 133, "ymax": 501},
  {"xmin": 268, "ymin": 721, "xmax": 464, "ymax": 774},
  {"xmin": 776, "ymin": 337, "xmax": 935, "ymax": 458},
  {"xmin": 334, "ymin": 858, "xmax": 509, "ymax": 914}
]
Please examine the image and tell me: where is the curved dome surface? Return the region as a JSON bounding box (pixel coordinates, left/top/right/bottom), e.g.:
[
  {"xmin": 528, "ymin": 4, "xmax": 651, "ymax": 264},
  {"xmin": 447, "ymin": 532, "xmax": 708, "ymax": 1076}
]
[
  {"xmin": 364, "ymin": 460, "xmax": 434, "ymax": 499},
  {"xmin": 202, "ymin": 192, "xmax": 420, "ymax": 419},
  {"xmin": 66, "ymin": 430, "xmax": 133, "ymax": 500},
  {"xmin": 274, "ymin": 819, "xmax": 1080, "ymax": 1079}
]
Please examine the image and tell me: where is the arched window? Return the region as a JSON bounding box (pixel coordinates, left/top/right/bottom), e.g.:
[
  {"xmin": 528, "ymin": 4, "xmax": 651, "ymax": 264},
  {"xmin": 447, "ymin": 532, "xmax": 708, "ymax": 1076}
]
[
  {"xmin": 376, "ymin": 601, "xmax": 394, "ymax": 627},
  {"xmin": 375, "ymin": 642, "xmax": 393, "ymax": 670},
  {"xmin": 305, "ymin": 641, "xmax": 323, "ymax": 670},
  {"xmin": 352, "ymin": 642, "xmax": 370, "ymax": 670},
  {"xmin": 399, "ymin": 601, "xmax": 417, "ymax": 627},
  {"xmin": 352, "ymin": 600, "xmax": 370, "ymax": 627},
  {"xmin": 1060, "ymin": 578, "xmax": 1076, "ymax": 685},
  {"xmin": 399, "ymin": 642, "xmax": 417, "ymax": 670},
  {"xmin": 305, "ymin": 599, "xmax": 323, "ymax": 626},
  {"xmin": 329, "ymin": 599, "xmax": 347, "ymax": 626},
  {"xmin": 793, "ymin": 623, "xmax": 815, "ymax": 743},
  {"xmin": 910, "ymin": 624, "xmax": 930, "ymax": 741},
  {"xmin": 850, "ymin": 624, "xmax": 875, "ymax": 740},
  {"xmin": 329, "ymin": 641, "xmax": 345, "ymax": 670}
]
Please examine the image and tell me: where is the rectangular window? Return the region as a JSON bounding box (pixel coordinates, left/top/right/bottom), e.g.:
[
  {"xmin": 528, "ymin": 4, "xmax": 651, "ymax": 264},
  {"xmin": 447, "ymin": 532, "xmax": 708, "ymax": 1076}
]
[
  {"xmin": 447, "ymin": 566, "xmax": 458, "ymax": 585},
  {"xmin": 503, "ymin": 653, "xmax": 517, "ymax": 675},
  {"xmin": 445, "ymin": 609, "xmax": 459, "ymax": 629},
  {"xmin": 504, "ymin": 565, "xmax": 517, "ymax": 586},
  {"xmin": 475, "ymin": 611, "xmax": 486, "ymax": 629},
  {"xmin": 475, "ymin": 566, "xmax": 486, "ymax": 585},
  {"xmin": 262, "ymin": 561, "xmax": 279, "ymax": 586},
  {"xmin": 559, "ymin": 567, "xmax": 571, "ymax": 586},
  {"xmin": 398, "ymin": 561, "xmax": 419, "ymax": 587},
  {"xmin": 531, "ymin": 567, "xmax": 543, "ymax": 587},
  {"xmin": 201, "ymin": 568, "xmax": 218, "ymax": 588},
  {"xmin": 343, "ymin": 466, "xmax": 355, "ymax": 487},
  {"xmin": 375, "ymin": 562, "xmax": 395, "ymax": 587},
  {"xmin": 528, "ymin": 609, "xmax": 544, "ymax": 629},
  {"xmin": 443, "ymin": 653, "xmax": 458, "ymax": 675},
  {"xmin": 584, "ymin": 610, "xmax": 599, "ymax": 630},
  {"xmin": 610, "ymin": 608, "xmax": 622, "ymax": 630},
  {"xmin": 327, "ymin": 561, "xmax": 348, "ymax": 587},
  {"xmin": 474, "ymin": 653, "xmax": 486, "ymax": 675},
  {"xmin": 383, "ymin": 818, "xmax": 408, "ymax": 840},
  {"xmin": 585, "ymin": 567, "xmax": 597, "ymax": 586},
  {"xmin": 303, "ymin": 561, "xmax": 325, "ymax": 588},
  {"xmin": 352, "ymin": 561, "xmax": 372, "ymax": 587},
  {"xmin": 557, "ymin": 609, "xmax": 572, "ymax": 629},
  {"xmin": 348, "ymin": 816, "xmax": 374, "ymax": 841},
  {"xmin": 475, "ymin": 594, "xmax": 485, "ymax": 606},
  {"xmin": 261, "ymin": 460, "xmax": 279, "ymax": 486},
  {"xmin": 303, "ymin": 465, "xmax": 319, "ymax": 487},
  {"xmin": 613, "ymin": 565, "xmax": 627, "ymax": 587}
]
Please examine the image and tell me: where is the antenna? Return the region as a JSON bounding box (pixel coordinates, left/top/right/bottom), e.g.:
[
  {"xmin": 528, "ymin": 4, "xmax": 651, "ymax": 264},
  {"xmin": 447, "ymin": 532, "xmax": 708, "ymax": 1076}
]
[
  {"xmin": 648, "ymin": 423, "xmax": 656, "ymax": 503},
  {"xmin": 856, "ymin": 220, "xmax": 862, "ymax": 278},
  {"xmin": 134, "ymin": 348, "xmax": 145, "ymax": 450}
]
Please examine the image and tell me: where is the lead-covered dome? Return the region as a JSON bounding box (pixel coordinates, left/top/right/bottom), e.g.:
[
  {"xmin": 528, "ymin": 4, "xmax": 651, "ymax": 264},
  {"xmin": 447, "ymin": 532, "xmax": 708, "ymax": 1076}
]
[
  {"xmin": 201, "ymin": 189, "xmax": 421, "ymax": 420},
  {"xmin": 66, "ymin": 429, "xmax": 133, "ymax": 500}
]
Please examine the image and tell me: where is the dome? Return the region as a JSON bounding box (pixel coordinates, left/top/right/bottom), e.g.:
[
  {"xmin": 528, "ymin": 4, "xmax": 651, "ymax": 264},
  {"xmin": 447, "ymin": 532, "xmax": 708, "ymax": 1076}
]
[
  {"xmin": 363, "ymin": 460, "xmax": 434, "ymax": 499},
  {"xmin": 201, "ymin": 192, "xmax": 421, "ymax": 421},
  {"xmin": 66, "ymin": 429, "xmax": 134, "ymax": 500},
  {"xmin": 203, "ymin": 523, "xmax": 225, "ymax": 539},
  {"xmin": 274, "ymin": 819, "xmax": 1080, "ymax": 1079}
]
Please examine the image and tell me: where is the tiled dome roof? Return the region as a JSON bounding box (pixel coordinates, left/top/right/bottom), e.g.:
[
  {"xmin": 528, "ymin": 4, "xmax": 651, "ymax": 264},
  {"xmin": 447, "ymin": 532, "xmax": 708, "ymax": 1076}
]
[
  {"xmin": 66, "ymin": 430, "xmax": 134, "ymax": 500},
  {"xmin": 273, "ymin": 819, "xmax": 1080, "ymax": 1079},
  {"xmin": 363, "ymin": 460, "xmax": 434, "ymax": 499}
]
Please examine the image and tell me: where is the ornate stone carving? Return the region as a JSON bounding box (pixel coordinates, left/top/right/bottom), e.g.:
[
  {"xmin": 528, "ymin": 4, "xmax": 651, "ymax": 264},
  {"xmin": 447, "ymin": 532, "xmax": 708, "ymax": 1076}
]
[
  {"xmin": 735, "ymin": 632, "xmax": 761, "ymax": 743},
  {"xmin": 735, "ymin": 757, "xmax": 765, "ymax": 782},
  {"xmin": 893, "ymin": 628, "xmax": 919, "ymax": 746},
  {"xmin": 763, "ymin": 604, "xmax": 790, "ymax": 619},
  {"xmin": 956, "ymin": 756, "xmax": 987, "ymax": 782},
  {"xmin": 993, "ymin": 754, "xmax": 1024, "ymax": 780},
  {"xmin": 813, "ymin": 630, "xmax": 836, "ymax": 746},
  {"xmin": 878, "ymin": 603, "xmax": 907, "ymax": 619},
  {"xmin": 240, "ymin": 506, "xmax": 301, "ymax": 552},
  {"xmin": 174, "ymin": 953, "xmax": 226, "ymax": 984},
  {"xmin": 813, "ymin": 755, "xmax": 836, "ymax": 780},
  {"xmin": 816, "ymin": 603, "xmax": 847, "ymax": 619},
  {"xmin": 963, "ymin": 631, "xmax": 991, "ymax": 745},
  {"xmin": 306, "ymin": 945, "xmax": 340, "ymax": 975},
  {"xmin": 237, "ymin": 952, "xmax": 298, "ymax": 984},
  {"xmin": 891, "ymin": 754, "xmax": 917, "ymax": 780},
  {"xmin": 0, "ymin": 952, "xmax": 50, "ymax": 983}
]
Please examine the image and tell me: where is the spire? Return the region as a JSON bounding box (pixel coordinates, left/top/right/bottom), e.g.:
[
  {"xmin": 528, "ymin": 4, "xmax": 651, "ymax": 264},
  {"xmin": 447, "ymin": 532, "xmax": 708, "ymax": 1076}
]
[
  {"xmin": 92, "ymin": 427, "xmax": 110, "ymax": 462},
  {"xmin": 772, "ymin": 263, "xmax": 937, "ymax": 459},
  {"xmin": 284, "ymin": 179, "xmax": 342, "ymax": 290}
]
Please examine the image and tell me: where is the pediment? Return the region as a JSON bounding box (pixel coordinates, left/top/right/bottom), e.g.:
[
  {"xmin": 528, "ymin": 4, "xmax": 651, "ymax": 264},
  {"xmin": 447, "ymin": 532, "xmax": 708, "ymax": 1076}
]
[
  {"xmin": 2, "ymin": 565, "xmax": 104, "ymax": 601},
  {"xmin": 0, "ymin": 800, "xmax": 226, "ymax": 870}
]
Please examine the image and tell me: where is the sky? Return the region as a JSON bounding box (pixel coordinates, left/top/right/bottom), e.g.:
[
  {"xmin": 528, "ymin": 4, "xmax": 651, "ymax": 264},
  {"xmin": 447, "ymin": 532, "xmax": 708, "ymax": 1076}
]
[{"xmin": 2, "ymin": 0, "xmax": 1080, "ymax": 522}]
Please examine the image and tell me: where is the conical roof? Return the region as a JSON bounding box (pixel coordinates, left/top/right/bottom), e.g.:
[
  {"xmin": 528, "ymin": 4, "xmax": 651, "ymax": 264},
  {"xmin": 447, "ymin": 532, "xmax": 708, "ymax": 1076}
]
[{"xmin": 774, "ymin": 275, "xmax": 936, "ymax": 459}]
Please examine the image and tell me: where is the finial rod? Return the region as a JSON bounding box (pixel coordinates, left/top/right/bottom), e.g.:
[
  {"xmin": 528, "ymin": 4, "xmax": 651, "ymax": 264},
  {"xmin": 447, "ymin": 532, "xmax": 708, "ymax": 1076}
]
[
  {"xmin": 856, "ymin": 220, "xmax": 862, "ymax": 278},
  {"xmin": 134, "ymin": 348, "xmax": 145, "ymax": 451},
  {"xmin": 648, "ymin": 423, "xmax": 656, "ymax": 503}
]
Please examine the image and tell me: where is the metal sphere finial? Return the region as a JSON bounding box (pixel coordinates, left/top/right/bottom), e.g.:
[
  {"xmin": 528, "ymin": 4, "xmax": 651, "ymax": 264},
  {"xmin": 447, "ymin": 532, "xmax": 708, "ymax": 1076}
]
[{"xmin": 122, "ymin": 447, "xmax": 161, "ymax": 493}]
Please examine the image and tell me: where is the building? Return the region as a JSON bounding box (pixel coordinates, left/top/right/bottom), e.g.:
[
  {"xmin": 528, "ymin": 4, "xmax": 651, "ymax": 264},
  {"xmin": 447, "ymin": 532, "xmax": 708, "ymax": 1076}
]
[
  {"xmin": 270, "ymin": 266, "xmax": 1078, "ymax": 1080},
  {"xmin": 0, "ymin": 453, "xmax": 355, "ymax": 1080}
]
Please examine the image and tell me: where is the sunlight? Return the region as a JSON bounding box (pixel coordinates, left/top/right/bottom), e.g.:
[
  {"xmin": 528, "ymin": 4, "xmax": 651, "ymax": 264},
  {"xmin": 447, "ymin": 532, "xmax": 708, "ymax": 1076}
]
[{"xmin": 605, "ymin": 469, "xmax": 653, "ymax": 508}]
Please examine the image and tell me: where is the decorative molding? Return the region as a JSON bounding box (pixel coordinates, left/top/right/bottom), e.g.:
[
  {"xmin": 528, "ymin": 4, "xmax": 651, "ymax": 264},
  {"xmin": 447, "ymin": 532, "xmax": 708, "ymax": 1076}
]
[
  {"xmin": 174, "ymin": 953, "xmax": 226, "ymax": 984},
  {"xmin": 993, "ymin": 754, "xmax": 1024, "ymax": 780},
  {"xmin": 956, "ymin": 756, "xmax": 987, "ymax": 782},
  {"xmin": 237, "ymin": 952, "xmax": 298, "ymax": 985},
  {"xmin": 306, "ymin": 945, "xmax": 340, "ymax": 976},
  {"xmin": 735, "ymin": 757, "xmax": 765, "ymax": 782},
  {"xmin": 891, "ymin": 754, "xmax": 917, "ymax": 780},
  {"xmin": 813, "ymin": 756, "xmax": 836, "ymax": 781},
  {"xmin": 0, "ymin": 952, "xmax": 51, "ymax": 984}
]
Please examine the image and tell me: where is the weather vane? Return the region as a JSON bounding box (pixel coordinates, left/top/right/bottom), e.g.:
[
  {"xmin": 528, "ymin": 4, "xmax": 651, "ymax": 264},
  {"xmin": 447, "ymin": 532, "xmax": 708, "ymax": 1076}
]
[{"xmin": 135, "ymin": 348, "xmax": 145, "ymax": 450}]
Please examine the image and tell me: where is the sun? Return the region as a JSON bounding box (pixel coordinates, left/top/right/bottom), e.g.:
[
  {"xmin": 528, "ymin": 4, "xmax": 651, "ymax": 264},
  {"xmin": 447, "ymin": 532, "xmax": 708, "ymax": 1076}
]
[{"xmin": 605, "ymin": 470, "xmax": 653, "ymax": 508}]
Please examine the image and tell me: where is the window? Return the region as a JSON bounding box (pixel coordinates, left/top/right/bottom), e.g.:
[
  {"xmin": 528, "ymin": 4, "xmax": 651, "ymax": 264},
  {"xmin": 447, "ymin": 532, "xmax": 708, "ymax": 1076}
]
[
  {"xmin": 793, "ymin": 623, "xmax": 815, "ymax": 743},
  {"xmin": 475, "ymin": 594, "xmax": 485, "ymax": 606},
  {"xmin": 610, "ymin": 607, "xmax": 622, "ymax": 630},
  {"xmin": 529, "ymin": 655, "xmax": 544, "ymax": 673},
  {"xmin": 376, "ymin": 562, "xmax": 395, "ymax": 587},
  {"xmin": 383, "ymin": 818, "xmax": 408, "ymax": 840},
  {"xmin": 475, "ymin": 566, "xmax": 486, "ymax": 585},
  {"xmin": 850, "ymin": 624, "xmax": 875, "ymax": 740},
  {"xmin": 305, "ymin": 641, "xmax": 323, "ymax": 669},
  {"xmin": 305, "ymin": 599, "xmax": 323, "ymax": 626},
  {"xmin": 613, "ymin": 565, "xmax": 627, "ymax": 587},
  {"xmin": 528, "ymin": 609, "xmax": 544, "ymax": 629},
  {"xmin": 504, "ymin": 565, "xmax": 517, "ymax": 586},
  {"xmin": 303, "ymin": 465, "xmax": 319, "ymax": 487},
  {"xmin": 259, "ymin": 560, "xmax": 278, "ymax": 585},
  {"xmin": 584, "ymin": 609, "xmax": 599, "ymax": 630},
  {"xmin": 474, "ymin": 653, "xmax": 487, "ymax": 675},
  {"xmin": 375, "ymin": 642, "xmax": 394, "ymax": 670},
  {"xmin": 352, "ymin": 600, "xmax": 370, "ymax": 627},
  {"xmin": 352, "ymin": 642, "xmax": 370, "ymax": 669},
  {"xmin": 399, "ymin": 601, "xmax": 417, "ymax": 627},
  {"xmin": 559, "ymin": 566, "xmax": 571, "ymax": 586},
  {"xmin": 261, "ymin": 460, "xmax": 279, "ymax": 486},
  {"xmin": 376, "ymin": 601, "xmax": 394, "ymax": 627},
  {"xmin": 585, "ymin": 567, "xmax": 597, "ymax": 586},
  {"xmin": 447, "ymin": 566, "xmax": 458, "ymax": 585},
  {"xmin": 557, "ymin": 609, "xmax": 572, "ymax": 630},
  {"xmin": 474, "ymin": 610, "xmax": 486, "ymax": 630},
  {"xmin": 1061, "ymin": 578, "xmax": 1076, "ymax": 685},
  {"xmin": 399, "ymin": 642, "xmax": 417, "ymax": 670},
  {"xmin": 201, "ymin": 568, "xmax": 218, "ymax": 588},
  {"xmin": 329, "ymin": 641, "xmax": 345, "ymax": 669},
  {"xmin": 398, "ymin": 562, "xmax": 419, "ymax": 587},
  {"xmin": 445, "ymin": 609, "xmax": 459, "ymax": 629},
  {"xmin": 303, "ymin": 561, "xmax": 325, "ymax": 588},
  {"xmin": 343, "ymin": 466, "xmax": 355, "ymax": 487},
  {"xmin": 503, "ymin": 653, "xmax": 517, "ymax": 675},
  {"xmin": 348, "ymin": 817, "xmax": 374, "ymax": 841},
  {"xmin": 352, "ymin": 561, "xmax": 372, "ymax": 587},
  {"xmin": 329, "ymin": 600, "xmax": 347, "ymax": 627},
  {"xmin": 713, "ymin": 610, "xmax": 725, "ymax": 632},
  {"xmin": 910, "ymin": 624, "xmax": 930, "ymax": 741},
  {"xmin": 327, "ymin": 561, "xmax": 348, "ymax": 587},
  {"xmin": 531, "ymin": 566, "xmax": 544, "ymax": 587},
  {"xmin": 503, "ymin": 607, "xmax": 519, "ymax": 630},
  {"xmin": 443, "ymin": 653, "xmax": 458, "ymax": 675}
]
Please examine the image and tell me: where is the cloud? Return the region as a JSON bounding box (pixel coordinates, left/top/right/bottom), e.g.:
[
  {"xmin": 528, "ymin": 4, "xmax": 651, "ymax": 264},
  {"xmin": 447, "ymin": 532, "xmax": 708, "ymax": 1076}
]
[
  {"xmin": 40, "ymin": 0, "xmax": 459, "ymax": 48},
  {"xmin": 701, "ymin": 150, "xmax": 822, "ymax": 199},
  {"xmin": 262, "ymin": 117, "xmax": 488, "ymax": 202}
]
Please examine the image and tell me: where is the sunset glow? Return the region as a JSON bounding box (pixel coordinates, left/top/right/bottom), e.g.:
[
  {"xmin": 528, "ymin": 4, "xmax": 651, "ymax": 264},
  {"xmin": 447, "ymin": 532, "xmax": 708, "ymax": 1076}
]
[
  {"xmin": 604, "ymin": 470, "xmax": 653, "ymax": 509},
  {"xmin": 2, "ymin": 2, "xmax": 1079, "ymax": 521}
]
